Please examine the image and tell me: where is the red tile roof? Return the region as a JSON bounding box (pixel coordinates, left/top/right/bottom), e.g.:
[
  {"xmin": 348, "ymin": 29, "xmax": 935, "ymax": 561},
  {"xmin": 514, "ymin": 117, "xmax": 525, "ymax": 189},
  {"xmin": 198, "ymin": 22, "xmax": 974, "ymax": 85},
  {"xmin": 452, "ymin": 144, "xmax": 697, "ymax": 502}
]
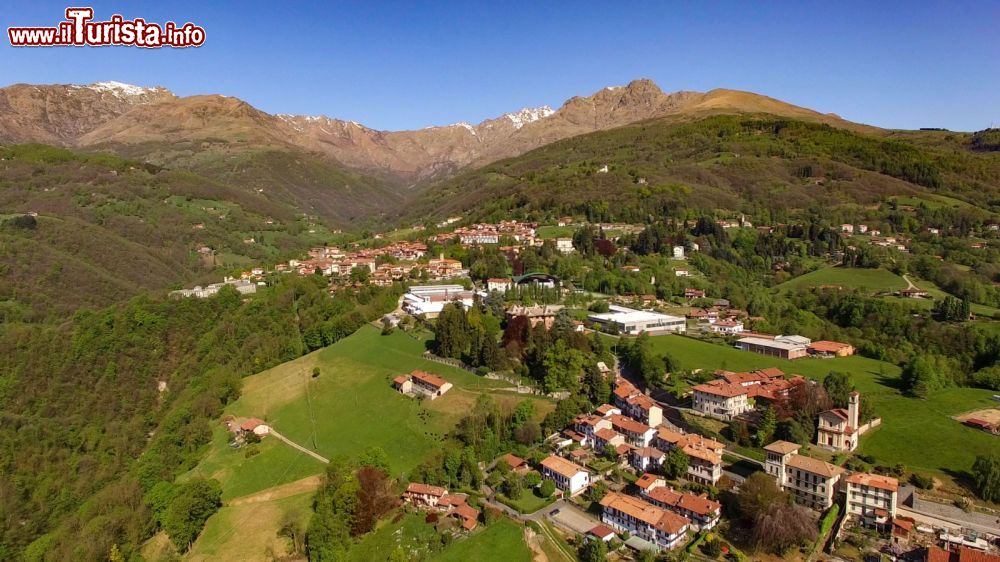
[
  {"xmin": 406, "ymin": 482, "xmax": 447, "ymax": 497},
  {"xmin": 410, "ymin": 370, "xmax": 448, "ymax": 389}
]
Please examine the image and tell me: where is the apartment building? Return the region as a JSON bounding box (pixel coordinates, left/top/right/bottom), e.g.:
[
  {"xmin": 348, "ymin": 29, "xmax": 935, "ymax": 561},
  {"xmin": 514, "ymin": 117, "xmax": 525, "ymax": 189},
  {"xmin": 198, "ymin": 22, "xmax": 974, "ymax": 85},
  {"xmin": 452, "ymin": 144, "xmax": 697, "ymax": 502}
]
[
  {"xmin": 765, "ymin": 440, "xmax": 845, "ymax": 510},
  {"xmin": 638, "ymin": 476, "xmax": 722, "ymax": 531},
  {"xmin": 599, "ymin": 492, "xmax": 691, "ymax": 550},
  {"xmin": 654, "ymin": 427, "xmax": 725, "ymax": 485},
  {"xmin": 845, "ymin": 472, "xmax": 899, "ymax": 529},
  {"xmin": 691, "ymin": 380, "xmax": 751, "ymax": 420},
  {"xmin": 540, "ymin": 455, "xmax": 591, "ymax": 496}
]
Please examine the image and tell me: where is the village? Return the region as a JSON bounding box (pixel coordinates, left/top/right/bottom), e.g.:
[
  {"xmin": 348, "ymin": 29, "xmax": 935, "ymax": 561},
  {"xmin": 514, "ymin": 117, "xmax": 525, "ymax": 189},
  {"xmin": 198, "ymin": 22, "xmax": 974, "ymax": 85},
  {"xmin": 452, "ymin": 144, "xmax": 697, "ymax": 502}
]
[{"xmin": 171, "ymin": 212, "xmax": 1000, "ymax": 562}]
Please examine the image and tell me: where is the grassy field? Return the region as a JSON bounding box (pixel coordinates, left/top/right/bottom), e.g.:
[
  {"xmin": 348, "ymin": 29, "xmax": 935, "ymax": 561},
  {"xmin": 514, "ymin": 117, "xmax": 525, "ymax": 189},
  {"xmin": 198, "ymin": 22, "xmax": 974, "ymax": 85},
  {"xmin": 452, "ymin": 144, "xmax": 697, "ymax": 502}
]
[
  {"xmin": 346, "ymin": 512, "xmax": 442, "ymax": 561},
  {"xmin": 499, "ymin": 489, "xmax": 556, "ymax": 514},
  {"xmin": 432, "ymin": 519, "xmax": 532, "ymax": 562},
  {"xmin": 536, "ymin": 225, "xmax": 577, "ymax": 239},
  {"xmin": 646, "ymin": 334, "xmax": 999, "ymax": 476},
  {"xmin": 775, "ymin": 267, "xmax": 908, "ymax": 293},
  {"xmin": 185, "ymin": 491, "xmax": 313, "ymax": 561},
  {"xmin": 188, "ymin": 325, "xmax": 552, "ymax": 499}
]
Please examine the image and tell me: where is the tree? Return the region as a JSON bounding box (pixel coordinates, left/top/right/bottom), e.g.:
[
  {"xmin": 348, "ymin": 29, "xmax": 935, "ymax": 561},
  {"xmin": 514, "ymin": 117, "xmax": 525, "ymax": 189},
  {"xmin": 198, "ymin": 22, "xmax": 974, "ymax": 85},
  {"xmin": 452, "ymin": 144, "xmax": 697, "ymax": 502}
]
[
  {"xmin": 586, "ymin": 480, "xmax": 609, "ymax": 502},
  {"xmin": 162, "ymin": 479, "xmax": 222, "ymax": 551},
  {"xmin": 578, "ymin": 537, "xmax": 608, "ymax": 562},
  {"xmin": 822, "ymin": 371, "xmax": 853, "ymax": 408},
  {"xmin": 539, "ymin": 479, "xmax": 556, "ymax": 498},
  {"xmin": 702, "ymin": 538, "xmax": 722, "ymax": 558},
  {"xmin": 353, "ymin": 467, "xmax": 396, "ymax": 535},
  {"xmin": 971, "ymin": 454, "xmax": 1000, "ymax": 502},
  {"xmin": 900, "ymin": 354, "xmax": 955, "ymax": 397},
  {"xmin": 434, "ymin": 304, "xmax": 470, "ymax": 359},
  {"xmin": 541, "ymin": 340, "xmax": 586, "ymax": 392},
  {"xmin": 662, "ymin": 448, "xmax": 689, "ymax": 479},
  {"xmin": 278, "ymin": 511, "xmax": 305, "ymax": 556},
  {"xmin": 755, "ymin": 406, "xmax": 777, "ymax": 446},
  {"xmin": 358, "ymin": 446, "xmax": 390, "ymax": 473},
  {"xmin": 751, "ymin": 501, "xmax": 818, "ymax": 554},
  {"xmin": 504, "ymin": 474, "xmax": 524, "ymax": 500}
]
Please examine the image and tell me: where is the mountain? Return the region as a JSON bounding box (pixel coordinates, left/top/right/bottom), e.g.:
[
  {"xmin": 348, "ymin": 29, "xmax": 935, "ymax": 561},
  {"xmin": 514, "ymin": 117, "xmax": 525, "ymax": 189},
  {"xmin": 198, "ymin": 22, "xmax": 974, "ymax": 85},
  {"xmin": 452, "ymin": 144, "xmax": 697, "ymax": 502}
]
[
  {"xmin": 406, "ymin": 113, "xmax": 1000, "ymax": 222},
  {"xmin": 0, "ymin": 79, "xmax": 877, "ymax": 187}
]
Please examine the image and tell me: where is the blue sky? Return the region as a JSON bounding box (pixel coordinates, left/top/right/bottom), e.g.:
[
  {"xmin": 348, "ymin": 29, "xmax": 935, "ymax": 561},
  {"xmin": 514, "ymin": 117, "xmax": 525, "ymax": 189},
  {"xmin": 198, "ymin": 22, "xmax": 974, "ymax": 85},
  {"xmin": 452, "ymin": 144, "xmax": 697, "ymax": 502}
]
[{"xmin": 1, "ymin": 0, "xmax": 998, "ymax": 131}]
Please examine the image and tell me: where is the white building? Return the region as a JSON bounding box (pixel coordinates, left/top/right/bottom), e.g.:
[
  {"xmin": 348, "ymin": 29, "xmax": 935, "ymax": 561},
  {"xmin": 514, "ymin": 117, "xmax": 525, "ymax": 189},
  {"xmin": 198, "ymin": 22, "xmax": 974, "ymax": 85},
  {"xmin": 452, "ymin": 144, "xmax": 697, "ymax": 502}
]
[
  {"xmin": 710, "ymin": 319, "xmax": 744, "ymax": 335},
  {"xmin": 844, "ymin": 472, "xmax": 898, "ymax": 529},
  {"xmin": 588, "ymin": 305, "xmax": 686, "ymax": 335},
  {"xmin": 555, "ymin": 238, "xmax": 575, "ymax": 254},
  {"xmin": 170, "ymin": 277, "xmax": 257, "ymax": 299},
  {"xmin": 672, "ymin": 246, "xmax": 685, "ymax": 259},
  {"xmin": 540, "ymin": 455, "xmax": 591, "ymax": 496},
  {"xmin": 816, "ymin": 391, "xmax": 861, "ymax": 452},
  {"xmin": 402, "ymin": 284, "xmax": 474, "ymax": 318}
]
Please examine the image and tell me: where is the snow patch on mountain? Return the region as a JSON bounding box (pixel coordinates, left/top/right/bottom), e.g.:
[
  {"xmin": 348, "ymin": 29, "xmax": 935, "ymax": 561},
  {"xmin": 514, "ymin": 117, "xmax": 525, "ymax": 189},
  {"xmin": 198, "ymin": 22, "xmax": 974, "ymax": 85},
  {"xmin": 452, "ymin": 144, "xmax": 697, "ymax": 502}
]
[
  {"xmin": 83, "ymin": 81, "xmax": 161, "ymax": 98},
  {"xmin": 504, "ymin": 106, "xmax": 554, "ymax": 129}
]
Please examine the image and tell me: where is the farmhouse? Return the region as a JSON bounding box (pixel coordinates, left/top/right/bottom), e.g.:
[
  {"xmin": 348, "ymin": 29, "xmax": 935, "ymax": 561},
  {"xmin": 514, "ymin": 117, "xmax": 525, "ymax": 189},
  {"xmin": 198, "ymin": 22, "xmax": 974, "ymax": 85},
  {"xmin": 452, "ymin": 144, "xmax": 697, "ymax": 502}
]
[
  {"xmin": 540, "ymin": 455, "xmax": 591, "ymax": 496},
  {"xmin": 403, "ymin": 482, "xmax": 448, "ymax": 508},
  {"xmin": 765, "ymin": 440, "xmax": 844, "ymax": 510},
  {"xmin": 599, "ymin": 492, "xmax": 690, "ymax": 551},
  {"xmin": 735, "ymin": 335, "xmax": 810, "ymax": 360},
  {"xmin": 392, "ymin": 370, "xmax": 453, "ymax": 399},
  {"xmin": 845, "ymin": 472, "xmax": 899, "ymax": 529},
  {"xmin": 588, "ymin": 305, "xmax": 686, "ymax": 335}
]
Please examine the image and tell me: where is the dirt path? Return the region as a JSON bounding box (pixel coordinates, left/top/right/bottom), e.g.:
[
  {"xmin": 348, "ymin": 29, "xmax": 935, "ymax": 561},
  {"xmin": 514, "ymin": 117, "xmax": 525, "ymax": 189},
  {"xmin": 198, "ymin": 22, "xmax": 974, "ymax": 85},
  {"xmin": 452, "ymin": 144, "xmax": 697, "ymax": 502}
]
[
  {"xmin": 226, "ymin": 475, "xmax": 323, "ymax": 506},
  {"xmin": 269, "ymin": 429, "xmax": 330, "ymax": 464},
  {"xmin": 903, "ymin": 274, "xmax": 918, "ymax": 290}
]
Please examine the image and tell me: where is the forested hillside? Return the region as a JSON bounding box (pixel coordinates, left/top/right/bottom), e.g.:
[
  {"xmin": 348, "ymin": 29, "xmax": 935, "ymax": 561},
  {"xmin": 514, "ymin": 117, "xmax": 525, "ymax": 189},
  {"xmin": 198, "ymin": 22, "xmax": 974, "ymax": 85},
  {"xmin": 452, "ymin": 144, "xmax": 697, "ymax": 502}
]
[
  {"xmin": 408, "ymin": 115, "xmax": 1000, "ymax": 223},
  {"xmin": 0, "ymin": 144, "xmax": 341, "ymax": 320},
  {"xmin": 0, "ymin": 276, "xmax": 400, "ymax": 560}
]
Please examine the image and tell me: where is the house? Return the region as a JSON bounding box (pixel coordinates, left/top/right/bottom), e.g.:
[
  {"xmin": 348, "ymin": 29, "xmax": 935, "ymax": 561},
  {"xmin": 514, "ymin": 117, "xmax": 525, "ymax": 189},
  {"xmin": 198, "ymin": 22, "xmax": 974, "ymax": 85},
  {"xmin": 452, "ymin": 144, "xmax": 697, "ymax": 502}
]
[
  {"xmin": 609, "ymin": 414, "xmax": 655, "ymax": 447},
  {"xmin": 674, "ymin": 268, "xmax": 690, "ymax": 277},
  {"xmin": 506, "ymin": 304, "xmax": 565, "ymax": 329},
  {"xmin": 486, "ymin": 277, "xmax": 513, "ymax": 293},
  {"xmin": 735, "ymin": 335, "xmax": 810, "ymax": 360},
  {"xmin": 816, "ymin": 391, "xmax": 861, "ymax": 452},
  {"xmin": 599, "ymin": 492, "xmax": 690, "ymax": 551},
  {"xmin": 684, "ymin": 288, "xmax": 706, "ymax": 299},
  {"xmin": 639, "ymin": 477, "xmax": 722, "ymax": 531},
  {"xmin": 845, "ymin": 472, "xmax": 899, "ymax": 529},
  {"xmin": 500, "ymin": 453, "xmax": 529, "ymax": 473},
  {"xmin": 593, "ymin": 428, "xmax": 627, "ymax": 455},
  {"xmin": 672, "ymin": 246, "xmax": 685, "ymax": 259},
  {"xmin": 765, "ymin": 440, "xmax": 844, "ymax": 510},
  {"xmin": 555, "ymin": 238, "xmax": 575, "ymax": 254},
  {"xmin": 540, "ymin": 455, "xmax": 591, "ymax": 496},
  {"xmin": 899, "ymin": 287, "xmax": 930, "ymax": 298},
  {"xmin": 841, "ymin": 224, "xmax": 855, "ymax": 234},
  {"xmin": 612, "ymin": 379, "xmax": 663, "ymax": 427},
  {"xmin": 691, "ymin": 381, "xmax": 750, "ymax": 420},
  {"xmin": 654, "ymin": 428, "xmax": 725, "ymax": 485},
  {"xmin": 403, "ymin": 482, "xmax": 448, "ymax": 508},
  {"xmin": 710, "ymin": 319, "xmax": 744, "ymax": 335},
  {"xmin": 630, "ymin": 447, "xmax": 665, "ymax": 473},
  {"xmin": 588, "ymin": 305, "xmax": 686, "ymax": 335},
  {"xmin": 808, "ymin": 340, "xmax": 856, "ymax": 357},
  {"xmin": 393, "ymin": 370, "xmax": 453, "ymax": 399},
  {"xmin": 237, "ymin": 418, "xmax": 270, "ymax": 437}
]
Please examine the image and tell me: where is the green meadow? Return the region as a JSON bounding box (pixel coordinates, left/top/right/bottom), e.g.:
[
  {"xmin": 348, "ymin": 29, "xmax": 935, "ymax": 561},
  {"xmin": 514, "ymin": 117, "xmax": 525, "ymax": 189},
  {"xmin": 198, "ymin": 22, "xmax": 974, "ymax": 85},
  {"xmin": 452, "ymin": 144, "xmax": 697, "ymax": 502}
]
[
  {"xmin": 645, "ymin": 334, "xmax": 999, "ymax": 476},
  {"xmin": 775, "ymin": 266, "xmax": 908, "ymax": 293}
]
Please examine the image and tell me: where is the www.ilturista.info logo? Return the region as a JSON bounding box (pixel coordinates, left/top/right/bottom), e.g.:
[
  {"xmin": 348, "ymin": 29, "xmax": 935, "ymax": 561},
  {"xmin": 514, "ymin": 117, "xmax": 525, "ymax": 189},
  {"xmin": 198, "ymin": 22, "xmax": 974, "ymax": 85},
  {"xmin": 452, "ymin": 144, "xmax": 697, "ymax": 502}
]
[{"xmin": 8, "ymin": 7, "xmax": 205, "ymax": 48}]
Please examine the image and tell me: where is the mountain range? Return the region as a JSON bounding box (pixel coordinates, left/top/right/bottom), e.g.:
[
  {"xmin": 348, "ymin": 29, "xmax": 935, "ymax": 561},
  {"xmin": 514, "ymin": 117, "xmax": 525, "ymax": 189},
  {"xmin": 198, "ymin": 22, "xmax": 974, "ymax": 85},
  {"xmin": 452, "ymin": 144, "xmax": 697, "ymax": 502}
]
[{"xmin": 0, "ymin": 78, "xmax": 873, "ymax": 184}]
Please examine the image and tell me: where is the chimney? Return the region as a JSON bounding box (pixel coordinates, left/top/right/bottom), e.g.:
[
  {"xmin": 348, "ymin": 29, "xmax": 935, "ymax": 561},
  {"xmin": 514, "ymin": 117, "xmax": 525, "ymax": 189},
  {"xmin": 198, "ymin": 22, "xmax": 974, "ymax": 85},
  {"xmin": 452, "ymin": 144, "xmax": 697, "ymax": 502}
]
[{"xmin": 848, "ymin": 391, "xmax": 860, "ymax": 429}]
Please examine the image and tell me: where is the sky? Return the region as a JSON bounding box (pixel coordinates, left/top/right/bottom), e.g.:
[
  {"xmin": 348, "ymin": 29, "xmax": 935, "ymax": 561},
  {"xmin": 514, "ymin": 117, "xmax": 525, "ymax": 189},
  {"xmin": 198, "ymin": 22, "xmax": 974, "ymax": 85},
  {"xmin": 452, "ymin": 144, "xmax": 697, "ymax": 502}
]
[{"xmin": 0, "ymin": 1, "xmax": 998, "ymax": 132}]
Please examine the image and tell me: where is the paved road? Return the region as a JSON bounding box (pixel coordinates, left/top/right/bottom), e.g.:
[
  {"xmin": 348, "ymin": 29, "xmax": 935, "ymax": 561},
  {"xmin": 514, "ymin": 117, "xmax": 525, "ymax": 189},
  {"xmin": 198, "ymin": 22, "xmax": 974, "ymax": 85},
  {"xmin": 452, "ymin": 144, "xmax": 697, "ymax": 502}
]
[{"xmin": 269, "ymin": 429, "xmax": 330, "ymax": 464}]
